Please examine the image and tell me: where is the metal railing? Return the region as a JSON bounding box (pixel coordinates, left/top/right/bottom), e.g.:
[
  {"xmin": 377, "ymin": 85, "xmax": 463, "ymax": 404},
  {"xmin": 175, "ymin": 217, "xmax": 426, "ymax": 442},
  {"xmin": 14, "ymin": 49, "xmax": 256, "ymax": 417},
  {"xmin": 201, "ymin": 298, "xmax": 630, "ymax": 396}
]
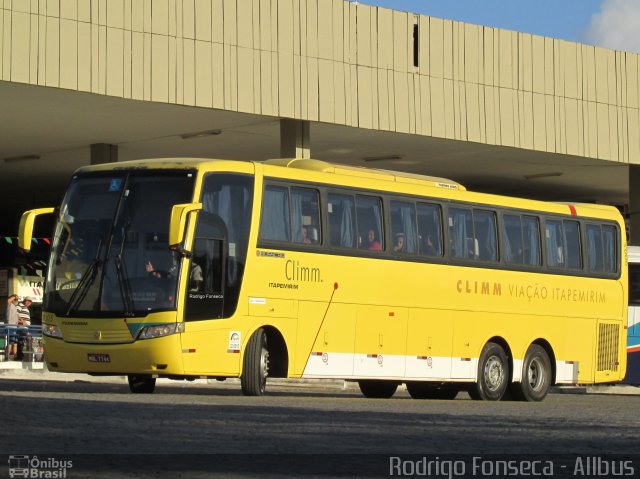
[{"xmin": 0, "ymin": 324, "xmax": 43, "ymax": 362}]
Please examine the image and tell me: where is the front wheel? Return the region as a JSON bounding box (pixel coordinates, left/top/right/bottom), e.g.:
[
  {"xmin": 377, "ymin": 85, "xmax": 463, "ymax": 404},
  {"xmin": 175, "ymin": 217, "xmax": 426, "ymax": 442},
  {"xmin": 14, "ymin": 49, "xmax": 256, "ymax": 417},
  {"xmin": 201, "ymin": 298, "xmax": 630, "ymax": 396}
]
[
  {"xmin": 358, "ymin": 380, "xmax": 398, "ymax": 398},
  {"xmin": 241, "ymin": 328, "xmax": 269, "ymax": 396},
  {"xmin": 128, "ymin": 374, "xmax": 156, "ymax": 394},
  {"xmin": 514, "ymin": 345, "xmax": 552, "ymax": 401},
  {"xmin": 472, "ymin": 342, "xmax": 509, "ymax": 401}
]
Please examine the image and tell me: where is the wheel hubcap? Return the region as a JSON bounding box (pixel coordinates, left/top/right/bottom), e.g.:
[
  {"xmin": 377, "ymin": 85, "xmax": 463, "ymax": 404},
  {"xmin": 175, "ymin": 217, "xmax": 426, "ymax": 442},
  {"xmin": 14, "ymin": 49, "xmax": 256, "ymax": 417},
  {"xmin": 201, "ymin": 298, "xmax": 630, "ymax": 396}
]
[
  {"xmin": 259, "ymin": 345, "xmax": 269, "ymax": 387},
  {"xmin": 527, "ymin": 357, "xmax": 544, "ymax": 391},
  {"xmin": 484, "ymin": 355, "xmax": 504, "ymax": 391}
]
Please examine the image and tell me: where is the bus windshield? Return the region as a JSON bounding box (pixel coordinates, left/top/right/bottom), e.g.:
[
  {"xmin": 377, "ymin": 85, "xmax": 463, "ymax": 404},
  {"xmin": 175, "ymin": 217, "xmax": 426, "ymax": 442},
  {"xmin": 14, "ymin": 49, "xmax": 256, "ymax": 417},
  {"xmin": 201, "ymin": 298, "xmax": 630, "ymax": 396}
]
[{"xmin": 46, "ymin": 170, "xmax": 195, "ymax": 317}]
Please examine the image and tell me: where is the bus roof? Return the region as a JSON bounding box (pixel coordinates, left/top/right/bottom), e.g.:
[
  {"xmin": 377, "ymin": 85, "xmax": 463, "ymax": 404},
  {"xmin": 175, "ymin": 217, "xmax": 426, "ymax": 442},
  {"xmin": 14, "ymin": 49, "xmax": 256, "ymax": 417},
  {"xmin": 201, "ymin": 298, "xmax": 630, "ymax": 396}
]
[
  {"xmin": 263, "ymin": 158, "xmax": 466, "ymax": 191},
  {"xmin": 76, "ymin": 157, "xmax": 623, "ymax": 223}
]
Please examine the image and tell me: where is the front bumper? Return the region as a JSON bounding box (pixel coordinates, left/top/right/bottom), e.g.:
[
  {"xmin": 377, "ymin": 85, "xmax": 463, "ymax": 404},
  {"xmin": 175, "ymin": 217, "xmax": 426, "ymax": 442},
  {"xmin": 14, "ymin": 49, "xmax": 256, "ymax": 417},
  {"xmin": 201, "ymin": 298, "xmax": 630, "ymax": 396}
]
[{"xmin": 44, "ymin": 334, "xmax": 185, "ymax": 375}]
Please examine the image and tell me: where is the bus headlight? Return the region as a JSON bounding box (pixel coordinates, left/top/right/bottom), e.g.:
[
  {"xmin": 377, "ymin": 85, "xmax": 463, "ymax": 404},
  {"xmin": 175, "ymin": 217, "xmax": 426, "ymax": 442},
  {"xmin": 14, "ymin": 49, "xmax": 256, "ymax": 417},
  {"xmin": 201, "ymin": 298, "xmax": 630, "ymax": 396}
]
[
  {"xmin": 137, "ymin": 322, "xmax": 185, "ymax": 340},
  {"xmin": 43, "ymin": 323, "xmax": 63, "ymax": 339}
]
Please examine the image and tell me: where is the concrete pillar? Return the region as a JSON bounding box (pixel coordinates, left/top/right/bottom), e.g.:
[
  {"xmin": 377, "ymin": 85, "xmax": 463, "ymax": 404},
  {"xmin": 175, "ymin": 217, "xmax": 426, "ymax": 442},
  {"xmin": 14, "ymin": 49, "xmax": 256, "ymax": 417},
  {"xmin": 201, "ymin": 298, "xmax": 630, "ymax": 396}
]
[
  {"xmin": 630, "ymin": 165, "xmax": 640, "ymax": 246},
  {"xmin": 280, "ymin": 119, "xmax": 310, "ymax": 159},
  {"xmin": 90, "ymin": 143, "xmax": 118, "ymax": 165}
]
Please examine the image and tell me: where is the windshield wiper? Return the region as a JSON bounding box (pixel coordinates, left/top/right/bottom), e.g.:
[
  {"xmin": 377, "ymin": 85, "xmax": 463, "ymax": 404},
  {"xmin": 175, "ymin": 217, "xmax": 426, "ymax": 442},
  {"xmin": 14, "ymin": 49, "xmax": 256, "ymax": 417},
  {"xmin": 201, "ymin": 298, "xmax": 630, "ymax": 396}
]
[
  {"xmin": 114, "ymin": 220, "xmax": 135, "ymax": 316},
  {"xmin": 65, "ymin": 239, "xmax": 103, "ymax": 316}
]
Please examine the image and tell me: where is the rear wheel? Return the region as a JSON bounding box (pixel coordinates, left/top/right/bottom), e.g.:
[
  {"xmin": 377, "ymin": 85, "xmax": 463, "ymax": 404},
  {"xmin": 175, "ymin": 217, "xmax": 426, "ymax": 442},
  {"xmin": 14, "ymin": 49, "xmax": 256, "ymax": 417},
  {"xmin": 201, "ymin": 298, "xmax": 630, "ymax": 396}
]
[
  {"xmin": 128, "ymin": 374, "xmax": 156, "ymax": 394},
  {"xmin": 406, "ymin": 382, "xmax": 459, "ymax": 400},
  {"xmin": 514, "ymin": 345, "xmax": 552, "ymax": 402},
  {"xmin": 358, "ymin": 380, "xmax": 398, "ymax": 398},
  {"xmin": 473, "ymin": 342, "xmax": 509, "ymax": 401},
  {"xmin": 241, "ymin": 328, "xmax": 269, "ymax": 396}
]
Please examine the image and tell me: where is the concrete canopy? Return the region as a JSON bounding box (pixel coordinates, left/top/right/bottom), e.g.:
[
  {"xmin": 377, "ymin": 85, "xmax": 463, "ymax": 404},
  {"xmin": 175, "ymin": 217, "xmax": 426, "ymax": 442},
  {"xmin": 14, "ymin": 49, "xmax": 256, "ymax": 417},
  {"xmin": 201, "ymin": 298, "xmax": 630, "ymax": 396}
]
[
  {"xmin": 1, "ymin": 0, "xmax": 637, "ymax": 237},
  {"xmin": 0, "ymin": 80, "xmax": 628, "ymax": 235}
]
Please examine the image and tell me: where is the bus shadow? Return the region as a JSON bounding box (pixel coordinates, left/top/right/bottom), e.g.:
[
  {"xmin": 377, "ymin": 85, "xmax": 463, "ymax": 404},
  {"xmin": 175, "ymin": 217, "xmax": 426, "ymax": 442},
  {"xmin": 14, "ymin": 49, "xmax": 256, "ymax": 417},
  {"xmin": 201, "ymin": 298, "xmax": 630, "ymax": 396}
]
[{"xmin": 0, "ymin": 377, "xmax": 374, "ymax": 398}]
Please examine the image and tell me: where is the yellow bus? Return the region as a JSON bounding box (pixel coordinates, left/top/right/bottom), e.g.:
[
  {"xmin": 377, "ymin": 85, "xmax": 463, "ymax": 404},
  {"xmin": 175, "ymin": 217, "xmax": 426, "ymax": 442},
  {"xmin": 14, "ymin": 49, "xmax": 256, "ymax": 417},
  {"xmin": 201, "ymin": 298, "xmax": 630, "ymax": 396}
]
[{"xmin": 19, "ymin": 158, "xmax": 627, "ymax": 401}]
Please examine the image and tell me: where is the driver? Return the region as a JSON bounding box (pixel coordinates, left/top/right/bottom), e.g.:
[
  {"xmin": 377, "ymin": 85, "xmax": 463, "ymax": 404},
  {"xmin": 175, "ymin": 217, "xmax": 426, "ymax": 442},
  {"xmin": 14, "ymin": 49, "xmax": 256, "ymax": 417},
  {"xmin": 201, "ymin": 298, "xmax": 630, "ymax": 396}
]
[{"xmin": 146, "ymin": 260, "xmax": 203, "ymax": 292}]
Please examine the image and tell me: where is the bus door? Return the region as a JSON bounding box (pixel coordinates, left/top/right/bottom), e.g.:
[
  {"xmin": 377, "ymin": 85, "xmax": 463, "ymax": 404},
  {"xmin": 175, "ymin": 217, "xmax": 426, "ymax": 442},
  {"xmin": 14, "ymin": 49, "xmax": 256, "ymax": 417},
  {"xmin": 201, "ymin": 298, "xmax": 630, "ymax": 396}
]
[
  {"xmin": 184, "ymin": 237, "xmax": 225, "ymax": 321},
  {"xmin": 181, "ymin": 212, "xmax": 239, "ymax": 375}
]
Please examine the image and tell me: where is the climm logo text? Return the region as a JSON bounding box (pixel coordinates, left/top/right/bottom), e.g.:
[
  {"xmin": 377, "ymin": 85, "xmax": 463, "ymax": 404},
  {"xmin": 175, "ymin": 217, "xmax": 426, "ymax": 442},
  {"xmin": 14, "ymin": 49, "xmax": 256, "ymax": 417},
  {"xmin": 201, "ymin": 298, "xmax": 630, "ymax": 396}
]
[{"xmin": 285, "ymin": 260, "xmax": 322, "ymax": 282}]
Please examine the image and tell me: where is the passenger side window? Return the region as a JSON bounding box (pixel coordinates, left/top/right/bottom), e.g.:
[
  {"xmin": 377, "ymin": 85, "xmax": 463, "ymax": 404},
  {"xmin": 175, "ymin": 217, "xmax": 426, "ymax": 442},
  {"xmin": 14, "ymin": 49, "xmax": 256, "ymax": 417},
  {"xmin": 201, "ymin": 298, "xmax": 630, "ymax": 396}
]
[
  {"xmin": 602, "ymin": 225, "xmax": 617, "ymax": 273},
  {"xmin": 586, "ymin": 224, "xmax": 604, "ymax": 272},
  {"xmin": 564, "ymin": 220, "xmax": 582, "ymax": 269},
  {"xmin": 328, "ymin": 193, "xmax": 357, "ymax": 248},
  {"xmin": 291, "ymin": 188, "xmax": 321, "ymax": 245},
  {"xmin": 474, "ymin": 210, "xmax": 498, "ymax": 262},
  {"xmin": 545, "ymin": 220, "xmax": 565, "ymax": 267},
  {"xmin": 449, "ymin": 207, "xmax": 473, "ymax": 259},
  {"xmin": 545, "ymin": 219, "xmax": 582, "ymax": 269},
  {"xmin": 390, "ymin": 201, "xmax": 417, "ymax": 253},
  {"xmin": 586, "ymin": 224, "xmax": 617, "ymax": 274},
  {"xmin": 449, "ymin": 207, "xmax": 497, "ymax": 261},
  {"xmin": 417, "ymin": 203, "xmax": 443, "ymax": 257},
  {"xmin": 259, "ymin": 186, "xmax": 290, "ymax": 242},
  {"xmin": 356, "ymin": 196, "xmax": 384, "ymax": 252},
  {"xmin": 504, "ymin": 214, "xmax": 541, "ymax": 266},
  {"xmin": 522, "ymin": 216, "xmax": 542, "ymax": 266},
  {"xmin": 503, "ymin": 215, "xmax": 523, "ymax": 264}
]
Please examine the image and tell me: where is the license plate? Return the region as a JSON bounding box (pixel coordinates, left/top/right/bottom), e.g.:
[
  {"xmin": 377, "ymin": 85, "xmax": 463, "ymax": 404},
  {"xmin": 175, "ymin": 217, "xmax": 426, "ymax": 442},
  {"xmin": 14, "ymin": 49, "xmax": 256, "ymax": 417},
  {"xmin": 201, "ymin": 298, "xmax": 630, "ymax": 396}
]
[{"xmin": 88, "ymin": 354, "xmax": 111, "ymax": 363}]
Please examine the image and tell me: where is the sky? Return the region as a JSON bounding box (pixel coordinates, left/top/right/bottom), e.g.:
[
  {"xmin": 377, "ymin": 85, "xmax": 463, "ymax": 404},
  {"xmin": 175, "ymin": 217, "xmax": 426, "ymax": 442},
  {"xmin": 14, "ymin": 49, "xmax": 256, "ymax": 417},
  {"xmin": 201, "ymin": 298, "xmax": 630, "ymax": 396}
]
[{"xmin": 360, "ymin": 0, "xmax": 640, "ymax": 54}]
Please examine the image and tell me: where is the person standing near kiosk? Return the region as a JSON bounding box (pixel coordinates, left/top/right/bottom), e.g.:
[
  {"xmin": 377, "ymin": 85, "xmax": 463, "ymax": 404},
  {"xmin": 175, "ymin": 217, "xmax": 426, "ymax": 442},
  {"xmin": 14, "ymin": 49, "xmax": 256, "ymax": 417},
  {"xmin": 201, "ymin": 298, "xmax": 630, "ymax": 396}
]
[{"xmin": 15, "ymin": 296, "xmax": 32, "ymax": 360}]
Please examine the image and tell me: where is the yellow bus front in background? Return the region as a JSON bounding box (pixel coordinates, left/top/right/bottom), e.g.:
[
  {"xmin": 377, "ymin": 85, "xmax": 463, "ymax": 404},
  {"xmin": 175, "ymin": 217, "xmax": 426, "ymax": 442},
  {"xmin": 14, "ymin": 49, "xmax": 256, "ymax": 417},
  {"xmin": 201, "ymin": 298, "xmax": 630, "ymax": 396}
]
[{"xmin": 21, "ymin": 157, "xmax": 626, "ymax": 400}]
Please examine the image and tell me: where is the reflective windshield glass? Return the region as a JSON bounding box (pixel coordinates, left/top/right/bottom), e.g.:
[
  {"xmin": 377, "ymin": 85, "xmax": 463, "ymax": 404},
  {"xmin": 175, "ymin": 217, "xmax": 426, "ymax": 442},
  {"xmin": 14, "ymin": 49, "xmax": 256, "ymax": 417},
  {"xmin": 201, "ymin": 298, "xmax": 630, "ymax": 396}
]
[{"xmin": 46, "ymin": 170, "xmax": 195, "ymax": 317}]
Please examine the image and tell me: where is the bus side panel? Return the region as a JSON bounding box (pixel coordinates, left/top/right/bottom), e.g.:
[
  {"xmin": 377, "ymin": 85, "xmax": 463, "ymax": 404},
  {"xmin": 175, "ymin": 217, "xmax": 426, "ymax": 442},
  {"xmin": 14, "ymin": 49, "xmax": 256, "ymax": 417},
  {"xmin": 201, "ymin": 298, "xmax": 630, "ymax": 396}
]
[
  {"xmin": 405, "ymin": 308, "xmax": 453, "ymax": 380},
  {"xmin": 352, "ymin": 306, "xmax": 407, "ymax": 379},
  {"xmin": 297, "ymin": 302, "xmax": 357, "ymax": 378},
  {"xmin": 181, "ymin": 320, "xmax": 239, "ymax": 375}
]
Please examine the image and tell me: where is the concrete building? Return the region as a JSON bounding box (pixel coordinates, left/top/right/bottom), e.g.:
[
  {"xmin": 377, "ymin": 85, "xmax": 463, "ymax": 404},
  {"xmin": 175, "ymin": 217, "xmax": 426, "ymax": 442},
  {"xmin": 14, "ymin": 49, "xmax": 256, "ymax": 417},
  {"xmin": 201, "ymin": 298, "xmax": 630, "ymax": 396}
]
[{"xmin": 1, "ymin": 0, "xmax": 639, "ymax": 244}]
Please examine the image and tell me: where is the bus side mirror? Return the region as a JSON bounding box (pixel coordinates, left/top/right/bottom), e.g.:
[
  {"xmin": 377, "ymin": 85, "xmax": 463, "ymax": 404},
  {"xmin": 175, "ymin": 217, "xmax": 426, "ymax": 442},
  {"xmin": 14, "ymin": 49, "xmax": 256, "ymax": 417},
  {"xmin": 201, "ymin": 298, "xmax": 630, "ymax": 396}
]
[
  {"xmin": 169, "ymin": 203, "xmax": 202, "ymax": 252},
  {"xmin": 19, "ymin": 208, "xmax": 55, "ymax": 252}
]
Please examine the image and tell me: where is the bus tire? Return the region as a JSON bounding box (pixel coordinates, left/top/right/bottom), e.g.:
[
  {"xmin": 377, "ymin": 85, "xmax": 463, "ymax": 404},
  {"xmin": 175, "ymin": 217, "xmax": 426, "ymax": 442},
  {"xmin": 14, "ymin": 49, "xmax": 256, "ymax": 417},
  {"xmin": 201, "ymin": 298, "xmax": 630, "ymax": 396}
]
[
  {"xmin": 128, "ymin": 374, "xmax": 156, "ymax": 394},
  {"xmin": 473, "ymin": 342, "xmax": 509, "ymax": 401},
  {"xmin": 515, "ymin": 345, "xmax": 552, "ymax": 402},
  {"xmin": 406, "ymin": 382, "xmax": 459, "ymax": 400},
  {"xmin": 358, "ymin": 380, "xmax": 398, "ymax": 398},
  {"xmin": 241, "ymin": 328, "xmax": 269, "ymax": 396}
]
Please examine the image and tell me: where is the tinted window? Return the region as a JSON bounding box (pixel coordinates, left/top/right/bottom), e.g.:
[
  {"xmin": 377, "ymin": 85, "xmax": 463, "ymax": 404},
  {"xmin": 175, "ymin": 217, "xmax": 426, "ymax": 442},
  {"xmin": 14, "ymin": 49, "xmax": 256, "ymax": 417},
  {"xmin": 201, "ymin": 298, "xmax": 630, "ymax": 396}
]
[
  {"xmin": 504, "ymin": 215, "xmax": 523, "ymax": 264},
  {"xmin": 449, "ymin": 207, "xmax": 474, "ymax": 259},
  {"xmin": 522, "ymin": 216, "xmax": 541, "ymax": 266},
  {"xmin": 545, "ymin": 219, "xmax": 582, "ymax": 270},
  {"xmin": 201, "ymin": 174, "xmax": 254, "ymax": 318},
  {"xmin": 391, "ymin": 201, "xmax": 417, "ymax": 254},
  {"xmin": 602, "ymin": 225, "xmax": 617, "ymax": 273},
  {"xmin": 585, "ymin": 223, "xmax": 616, "ymax": 274},
  {"xmin": 586, "ymin": 224, "xmax": 604, "ymax": 272},
  {"xmin": 545, "ymin": 220, "xmax": 565, "ymax": 267},
  {"xmin": 291, "ymin": 188, "xmax": 321, "ymax": 245},
  {"xmin": 259, "ymin": 186, "xmax": 290, "ymax": 241},
  {"xmin": 564, "ymin": 221, "xmax": 582, "ymax": 269},
  {"xmin": 474, "ymin": 210, "xmax": 498, "ymax": 262},
  {"xmin": 328, "ymin": 193, "xmax": 356, "ymax": 248},
  {"xmin": 356, "ymin": 196, "xmax": 384, "ymax": 251},
  {"xmin": 417, "ymin": 203, "xmax": 443, "ymax": 257}
]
